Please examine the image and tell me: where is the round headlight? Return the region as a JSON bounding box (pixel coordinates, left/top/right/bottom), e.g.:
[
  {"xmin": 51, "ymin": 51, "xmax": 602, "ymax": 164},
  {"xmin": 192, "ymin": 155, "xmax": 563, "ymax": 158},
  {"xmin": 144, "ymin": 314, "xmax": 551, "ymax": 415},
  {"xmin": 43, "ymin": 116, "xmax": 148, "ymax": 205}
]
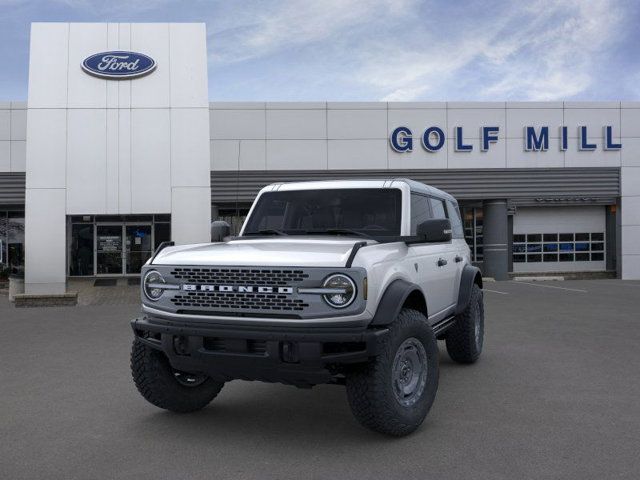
[
  {"xmin": 143, "ymin": 270, "xmax": 165, "ymax": 301},
  {"xmin": 322, "ymin": 274, "xmax": 356, "ymax": 308}
]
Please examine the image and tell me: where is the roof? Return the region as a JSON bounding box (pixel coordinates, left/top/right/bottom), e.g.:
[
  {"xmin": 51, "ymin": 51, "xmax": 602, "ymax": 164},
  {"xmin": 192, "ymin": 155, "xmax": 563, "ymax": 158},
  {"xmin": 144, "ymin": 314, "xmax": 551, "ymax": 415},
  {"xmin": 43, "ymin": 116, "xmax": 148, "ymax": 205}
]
[
  {"xmin": 262, "ymin": 178, "xmax": 457, "ymax": 202},
  {"xmin": 391, "ymin": 178, "xmax": 456, "ymax": 202}
]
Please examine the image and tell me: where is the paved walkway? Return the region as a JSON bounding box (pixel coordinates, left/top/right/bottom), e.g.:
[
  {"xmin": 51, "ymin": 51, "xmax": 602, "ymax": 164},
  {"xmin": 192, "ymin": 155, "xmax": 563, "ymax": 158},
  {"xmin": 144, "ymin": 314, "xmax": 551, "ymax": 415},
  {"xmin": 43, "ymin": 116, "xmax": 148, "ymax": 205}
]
[
  {"xmin": 0, "ymin": 278, "xmax": 140, "ymax": 305},
  {"xmin": 69, "ymin": 278, "xmax": 140, "ymax": 306}
]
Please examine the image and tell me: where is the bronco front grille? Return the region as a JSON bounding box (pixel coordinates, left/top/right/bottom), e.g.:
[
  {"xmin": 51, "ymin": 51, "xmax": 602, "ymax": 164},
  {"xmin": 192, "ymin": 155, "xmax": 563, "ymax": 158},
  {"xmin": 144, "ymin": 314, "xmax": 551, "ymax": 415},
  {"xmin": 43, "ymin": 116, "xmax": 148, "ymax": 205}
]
[
  {"xmin": 169, "ymin": 267, "xmax": 309, "ymax": 286},
  {"xmin": 170, "ymin": 291, "xmax": 309, "ymax": 311},
  {"xmin": 145, "ymin": 265, "xmax": 366, "ymax": 319}
]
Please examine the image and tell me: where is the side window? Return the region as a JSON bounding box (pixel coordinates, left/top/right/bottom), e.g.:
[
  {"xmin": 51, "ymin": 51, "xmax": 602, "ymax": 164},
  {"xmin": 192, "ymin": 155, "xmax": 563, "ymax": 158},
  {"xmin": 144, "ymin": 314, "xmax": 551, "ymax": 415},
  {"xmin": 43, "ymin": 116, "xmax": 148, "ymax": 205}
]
[
  {"xmin": 429, "ymin": 197, "xmax": 447, "ymax": 219},
  {"xmin": 445, "ymin": 200, "xmax": 464, "ymax": 238},
  {"xmin": 410, "ymin": 194, "xmax": 431, "ymax": 234}
]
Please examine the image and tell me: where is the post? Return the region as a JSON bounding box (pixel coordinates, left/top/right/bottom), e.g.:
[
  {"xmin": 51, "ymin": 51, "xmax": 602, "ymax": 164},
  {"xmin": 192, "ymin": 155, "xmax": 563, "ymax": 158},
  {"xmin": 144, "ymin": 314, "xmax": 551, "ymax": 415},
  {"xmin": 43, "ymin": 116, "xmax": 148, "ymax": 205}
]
[{"xmin": 482, "ymin": 199, "xmax": 509, "ymax": 281}]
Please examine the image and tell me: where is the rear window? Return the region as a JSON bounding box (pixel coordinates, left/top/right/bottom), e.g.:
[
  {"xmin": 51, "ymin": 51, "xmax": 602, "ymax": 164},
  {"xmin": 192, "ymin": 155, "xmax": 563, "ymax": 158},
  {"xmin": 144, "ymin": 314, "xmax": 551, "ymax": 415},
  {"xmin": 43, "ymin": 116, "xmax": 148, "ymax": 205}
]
[
  {"xmin": 429, "ymin": 197, "xmax": 447, "ymax": 219},
  {"xmin": 445, "ymin": 199, "xmax": 464, "ymax": 239},
  {"xmin": 410, "ymin": 194, "xmax": 432, "ymax": 234}
]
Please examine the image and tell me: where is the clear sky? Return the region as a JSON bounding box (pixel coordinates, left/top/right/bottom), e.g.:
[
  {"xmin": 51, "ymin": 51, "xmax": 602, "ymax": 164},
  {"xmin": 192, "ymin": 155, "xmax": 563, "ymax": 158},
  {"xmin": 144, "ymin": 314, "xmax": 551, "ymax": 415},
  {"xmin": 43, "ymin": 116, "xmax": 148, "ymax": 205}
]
[{"xmin": 1, "ymin": 0, "xmax": 638, "ymax": 102}]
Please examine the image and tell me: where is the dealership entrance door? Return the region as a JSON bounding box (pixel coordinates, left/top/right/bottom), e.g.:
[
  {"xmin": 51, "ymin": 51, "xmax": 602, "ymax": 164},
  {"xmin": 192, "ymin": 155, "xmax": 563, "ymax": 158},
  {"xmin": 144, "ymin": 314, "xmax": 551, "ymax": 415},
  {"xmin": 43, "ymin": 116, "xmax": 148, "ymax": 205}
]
[
  {"xmin": 95, "ymin": 224, "xmax": 153, "ymax": 275},
  {"xmin": 68, "ymin": 215, "xmax": 171, "ymax": 277}
]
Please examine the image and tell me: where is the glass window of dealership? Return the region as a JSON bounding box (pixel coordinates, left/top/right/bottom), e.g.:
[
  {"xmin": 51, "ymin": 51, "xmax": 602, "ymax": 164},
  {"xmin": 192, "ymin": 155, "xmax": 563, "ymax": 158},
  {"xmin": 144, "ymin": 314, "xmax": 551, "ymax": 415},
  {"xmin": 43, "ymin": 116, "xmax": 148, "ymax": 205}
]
[
  {"xmin": 2, "ymin": 22, "xmax": 639, "ymax": 290},
  {"xmin": 68, "ymin": 215, "xmax": 170, "ymax": 276},
  {"xmin": 0, "ymin": 191, "xmax": 617, "ymax": 279},
  {"xmin": 0, "ymin": 210, "xmax": 24, "ymax": 274}
]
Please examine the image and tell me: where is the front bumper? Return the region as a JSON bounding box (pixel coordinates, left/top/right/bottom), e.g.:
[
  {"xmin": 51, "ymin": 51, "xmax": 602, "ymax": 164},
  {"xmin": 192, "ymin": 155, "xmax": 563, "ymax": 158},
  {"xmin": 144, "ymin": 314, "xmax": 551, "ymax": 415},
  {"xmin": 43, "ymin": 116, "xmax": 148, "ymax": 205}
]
[{"xmin": 131, "ymin": 315, "xmax": 388, "ymax": 387}]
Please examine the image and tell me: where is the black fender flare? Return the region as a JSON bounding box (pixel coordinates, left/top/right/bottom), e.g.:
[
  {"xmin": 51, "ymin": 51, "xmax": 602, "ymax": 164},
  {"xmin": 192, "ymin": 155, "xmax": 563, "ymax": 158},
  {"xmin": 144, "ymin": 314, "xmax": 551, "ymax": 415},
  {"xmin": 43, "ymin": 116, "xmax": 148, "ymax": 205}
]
[
  {"xmin": 455, "ymin": 264, "xmax": 483, "ymax": 316},
  {"xmin": 370, "ymin": 279, "xmax": 424, "ymax": 326}
]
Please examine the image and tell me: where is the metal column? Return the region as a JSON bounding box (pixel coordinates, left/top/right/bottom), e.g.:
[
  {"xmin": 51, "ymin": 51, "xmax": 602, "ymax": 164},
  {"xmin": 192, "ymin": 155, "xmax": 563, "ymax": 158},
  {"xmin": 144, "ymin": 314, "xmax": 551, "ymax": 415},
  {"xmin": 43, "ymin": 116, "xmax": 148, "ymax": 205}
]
[{"xmin": 482, "ymin": 199, "xmax": 509, "ymax": 281}]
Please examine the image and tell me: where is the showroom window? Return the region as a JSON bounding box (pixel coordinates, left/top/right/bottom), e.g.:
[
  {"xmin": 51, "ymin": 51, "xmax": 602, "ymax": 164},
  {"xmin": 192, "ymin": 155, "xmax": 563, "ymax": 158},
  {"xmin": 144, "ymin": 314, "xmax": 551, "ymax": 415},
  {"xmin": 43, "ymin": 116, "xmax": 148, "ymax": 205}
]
[
  {"xmin": 68, "ymin": 214, "xmax": 171, "ymax": 277},
  {"xmin": 512, "ymin": 232, "xmax": 605, "ymax": 263},
  {"xmin": 462, "ymin": 207, "xmax": 483, "ymax": 262},
  {"xmin": 0, "ymin": 211, "xmax": 25, "ymax": 275}
]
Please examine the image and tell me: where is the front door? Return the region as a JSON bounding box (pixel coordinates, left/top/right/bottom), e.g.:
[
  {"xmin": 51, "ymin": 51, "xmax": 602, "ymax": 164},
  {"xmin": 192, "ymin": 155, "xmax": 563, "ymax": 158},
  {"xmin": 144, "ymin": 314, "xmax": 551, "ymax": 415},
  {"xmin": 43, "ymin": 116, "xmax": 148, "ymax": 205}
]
[
  {"xmin": 125, "ymin": 225, "xmax": 152, "ymax": 274},
  {"xmin": 95, "ymin": 224, "xmax": 153, "ymax": 275},
  {"xmin": 96, "ymin": 225, "xmax": 123, "ymax": 275},
  {"xmin": 409, "ymin": 242, "xmax": 458, "ymax": 321}
]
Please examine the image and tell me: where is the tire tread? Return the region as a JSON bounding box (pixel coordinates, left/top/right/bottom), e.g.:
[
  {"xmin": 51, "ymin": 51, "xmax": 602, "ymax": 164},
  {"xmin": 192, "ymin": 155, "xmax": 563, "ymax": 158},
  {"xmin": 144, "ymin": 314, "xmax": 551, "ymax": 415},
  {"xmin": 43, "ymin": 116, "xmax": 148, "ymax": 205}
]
[
  {"xmin": 131, "ymin": 339, "xmax": 224, "ymax": 413},
  {"xmin": 445, "ymin": 284, "xmax": 483, "ymax": 364},
  {"xmin": 346, "ymin": 309, "xmax": 438, "ymax": 436}
]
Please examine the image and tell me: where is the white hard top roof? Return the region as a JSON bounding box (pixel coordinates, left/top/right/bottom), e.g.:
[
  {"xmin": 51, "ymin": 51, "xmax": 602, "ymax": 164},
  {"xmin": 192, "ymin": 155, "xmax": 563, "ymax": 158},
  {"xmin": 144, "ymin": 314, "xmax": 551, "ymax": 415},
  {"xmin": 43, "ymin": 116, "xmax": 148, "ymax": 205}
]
[{"xmin": 263, "ymin": 178, "xmax": 457, "ymax": 203}]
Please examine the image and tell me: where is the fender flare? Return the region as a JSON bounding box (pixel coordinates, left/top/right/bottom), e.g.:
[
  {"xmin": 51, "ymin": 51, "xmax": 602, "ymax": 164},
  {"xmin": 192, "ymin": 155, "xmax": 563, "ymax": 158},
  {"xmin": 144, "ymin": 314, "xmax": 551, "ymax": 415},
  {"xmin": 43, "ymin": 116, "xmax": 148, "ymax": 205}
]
[
  {"xmin": 455, "ymin": 264, "xmax": 483, "ymax": 316},
  {"xmin": 370, "ymin": 279, "xmax": 424, "ymax": 326}
]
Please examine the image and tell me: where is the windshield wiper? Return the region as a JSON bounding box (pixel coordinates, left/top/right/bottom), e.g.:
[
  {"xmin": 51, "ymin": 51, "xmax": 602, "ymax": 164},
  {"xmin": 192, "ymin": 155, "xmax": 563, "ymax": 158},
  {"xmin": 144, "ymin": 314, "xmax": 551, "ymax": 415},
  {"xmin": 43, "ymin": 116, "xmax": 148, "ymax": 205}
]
[
  {"xmin": 306, "ymin": 228, "xmax": 372, "ymax": 239},
  {"xmin": 244, "ymin": 229, "xmax": 288, "ymax": 236}
]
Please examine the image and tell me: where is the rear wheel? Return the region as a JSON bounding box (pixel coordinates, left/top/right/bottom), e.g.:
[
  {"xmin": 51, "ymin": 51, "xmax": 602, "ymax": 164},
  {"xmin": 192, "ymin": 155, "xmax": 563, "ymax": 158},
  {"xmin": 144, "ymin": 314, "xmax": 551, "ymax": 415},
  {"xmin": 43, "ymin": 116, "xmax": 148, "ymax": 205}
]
[
  {"xmin": 345, "ymin": 309, "xmax": 439, "ymax": 436},
  {"xmin": 445, "ymin": 283, "xmax": 484, "ymax": 363},
  {"xmin": 131, "ymin": 338, "xmax": 224, "ymax": 413}
]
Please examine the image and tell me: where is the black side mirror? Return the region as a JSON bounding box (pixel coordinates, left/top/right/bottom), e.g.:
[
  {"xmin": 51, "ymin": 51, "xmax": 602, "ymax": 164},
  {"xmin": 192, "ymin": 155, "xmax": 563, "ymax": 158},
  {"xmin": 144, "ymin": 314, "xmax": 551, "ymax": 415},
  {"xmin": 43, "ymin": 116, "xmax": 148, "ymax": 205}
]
[
  {"xmin": 414, "ymin": 218, "xmax": 452, "ymax": 243},
  {"xmin": 211, "ymin": 220, "xmax": 231, "ymax": 242}
]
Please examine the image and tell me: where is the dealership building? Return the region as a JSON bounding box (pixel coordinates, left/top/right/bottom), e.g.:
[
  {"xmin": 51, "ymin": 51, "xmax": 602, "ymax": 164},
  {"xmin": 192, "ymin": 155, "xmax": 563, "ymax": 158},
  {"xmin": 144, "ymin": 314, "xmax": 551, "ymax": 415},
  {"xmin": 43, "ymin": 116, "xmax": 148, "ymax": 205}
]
[{"xmin": 1, "ymin": 22, "xmax": 639, "ymax": 296}]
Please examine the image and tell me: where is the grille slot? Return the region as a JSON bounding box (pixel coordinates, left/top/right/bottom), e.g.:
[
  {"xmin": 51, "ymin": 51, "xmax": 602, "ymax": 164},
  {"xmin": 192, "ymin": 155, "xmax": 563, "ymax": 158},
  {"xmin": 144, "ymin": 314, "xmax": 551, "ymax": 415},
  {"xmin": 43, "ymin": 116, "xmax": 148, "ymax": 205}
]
[
  {"xmin": 203, "ymin": 337, "xmax": 225, "ymax": 351},
  {"xmin": 202, "ymin": 337, "xmax": 268, "ymax": 356},
  {"xmin": 248, "ymin": 340, "xmax": 267, "ymax": 355},
  {"xmin": 170, "ymin": 268, "xmax": 309, "ymax": 286},
  {"xmin": 170, "ymin": 292, "xmax": 309, "ymax": 311}
]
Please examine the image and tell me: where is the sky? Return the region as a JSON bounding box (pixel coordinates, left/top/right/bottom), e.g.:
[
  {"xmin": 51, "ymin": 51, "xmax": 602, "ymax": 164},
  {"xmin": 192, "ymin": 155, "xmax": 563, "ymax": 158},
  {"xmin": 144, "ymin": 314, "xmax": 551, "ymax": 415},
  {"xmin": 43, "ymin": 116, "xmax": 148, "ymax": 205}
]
[{"xmin": 0, "ymin": 0, "xmax": 638, "ymax": 102}]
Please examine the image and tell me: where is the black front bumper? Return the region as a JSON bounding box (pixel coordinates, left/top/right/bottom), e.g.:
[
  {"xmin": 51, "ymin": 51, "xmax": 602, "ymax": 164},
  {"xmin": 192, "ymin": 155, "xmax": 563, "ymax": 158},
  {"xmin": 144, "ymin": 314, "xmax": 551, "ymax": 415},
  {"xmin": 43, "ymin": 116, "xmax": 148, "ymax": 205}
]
[{"xmin": 131, "ymin": 316, "xmax": 388, "ymax": 387}]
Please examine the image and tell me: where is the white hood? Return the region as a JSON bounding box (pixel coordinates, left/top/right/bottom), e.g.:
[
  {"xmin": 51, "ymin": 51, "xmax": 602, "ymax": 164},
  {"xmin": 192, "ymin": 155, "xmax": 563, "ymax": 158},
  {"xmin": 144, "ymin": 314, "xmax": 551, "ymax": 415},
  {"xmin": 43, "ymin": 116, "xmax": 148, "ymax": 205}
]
[{"xmin": 152, "ymin": 237, "xmax": 373, "ymax": 268}]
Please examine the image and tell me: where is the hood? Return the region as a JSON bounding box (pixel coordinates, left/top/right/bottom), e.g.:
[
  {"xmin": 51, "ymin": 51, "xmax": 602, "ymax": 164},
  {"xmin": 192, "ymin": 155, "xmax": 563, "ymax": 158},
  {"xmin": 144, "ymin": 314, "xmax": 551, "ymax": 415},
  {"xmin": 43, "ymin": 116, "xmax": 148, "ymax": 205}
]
[{"xmin": 151, "ymin": 236, "xmax": 373, "ymax": 268}]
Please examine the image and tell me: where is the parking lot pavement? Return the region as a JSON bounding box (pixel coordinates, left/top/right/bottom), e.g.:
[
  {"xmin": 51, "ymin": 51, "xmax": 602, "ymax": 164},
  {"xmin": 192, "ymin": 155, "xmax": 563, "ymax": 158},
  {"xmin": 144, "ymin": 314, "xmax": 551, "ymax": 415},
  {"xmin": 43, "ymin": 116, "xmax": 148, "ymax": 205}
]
[{"xmin": 1, "ymin": 280, "xmax": 640, "ymax": 480}]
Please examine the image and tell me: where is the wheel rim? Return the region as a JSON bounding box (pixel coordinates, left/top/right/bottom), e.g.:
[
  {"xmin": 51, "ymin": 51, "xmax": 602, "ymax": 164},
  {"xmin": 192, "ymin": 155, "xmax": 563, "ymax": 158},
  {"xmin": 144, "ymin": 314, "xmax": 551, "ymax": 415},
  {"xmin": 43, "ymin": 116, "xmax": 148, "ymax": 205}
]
[
  {"xmin": 172, "ymin": 369, "xmax": 207, "ymax": 387},
  {"xmin": 392, "ymin": 337, "xmax": 428, "ymax": 407}
]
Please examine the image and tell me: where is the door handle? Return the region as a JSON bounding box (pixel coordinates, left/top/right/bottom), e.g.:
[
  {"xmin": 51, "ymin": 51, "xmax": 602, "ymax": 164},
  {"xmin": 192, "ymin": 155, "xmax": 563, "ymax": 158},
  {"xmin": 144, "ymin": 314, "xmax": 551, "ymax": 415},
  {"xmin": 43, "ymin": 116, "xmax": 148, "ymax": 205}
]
[
  {"xmin": 455, "ymin": 255, "xmax": 463, "ymax": 263},
  {"xmin": 437, "ymin": 258, "xmax": 448, "ymax": 267}
]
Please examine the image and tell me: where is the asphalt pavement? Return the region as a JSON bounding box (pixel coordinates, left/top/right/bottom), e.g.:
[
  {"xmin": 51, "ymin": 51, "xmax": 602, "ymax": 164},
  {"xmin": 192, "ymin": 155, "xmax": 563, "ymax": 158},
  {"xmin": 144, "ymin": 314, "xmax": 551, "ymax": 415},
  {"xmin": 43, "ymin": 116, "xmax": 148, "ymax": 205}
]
[{"xmin": 1, "ymin": 279, "xmax": 639, "ymax": 480}]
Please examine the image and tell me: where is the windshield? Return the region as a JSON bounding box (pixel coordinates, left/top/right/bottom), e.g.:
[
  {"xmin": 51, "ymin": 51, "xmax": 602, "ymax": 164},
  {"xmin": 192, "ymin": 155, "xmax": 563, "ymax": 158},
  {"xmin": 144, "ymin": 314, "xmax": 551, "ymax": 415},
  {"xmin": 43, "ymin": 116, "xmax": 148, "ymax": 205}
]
[{"xmin": 242, "ymin": 188, "xmax": 402, "ymax": 238}]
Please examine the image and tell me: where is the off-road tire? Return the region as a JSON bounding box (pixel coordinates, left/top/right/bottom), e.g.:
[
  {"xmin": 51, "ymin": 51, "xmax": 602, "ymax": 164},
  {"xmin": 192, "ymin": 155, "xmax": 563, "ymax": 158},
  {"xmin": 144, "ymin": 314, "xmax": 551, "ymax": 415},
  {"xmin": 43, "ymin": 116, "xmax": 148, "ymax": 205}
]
[
  {"xmin": 345, "ymin": 309, "xmax": 439, "ymax": 436},
  {"xmin": 445, "ymin": 283, "xmax": 484, "ymax": 363},
  {"xmin": 131, "ymin": 339, "xmax": 224, "ymax": 413}
]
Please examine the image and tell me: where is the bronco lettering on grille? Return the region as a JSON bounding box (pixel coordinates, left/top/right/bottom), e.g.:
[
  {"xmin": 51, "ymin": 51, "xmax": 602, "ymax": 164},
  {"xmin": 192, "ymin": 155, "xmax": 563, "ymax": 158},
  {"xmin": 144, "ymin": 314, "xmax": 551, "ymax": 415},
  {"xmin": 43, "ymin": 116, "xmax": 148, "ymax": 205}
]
[{"xmin": 182, "ymin": 285, "xmax": 294, "ymax": 294}]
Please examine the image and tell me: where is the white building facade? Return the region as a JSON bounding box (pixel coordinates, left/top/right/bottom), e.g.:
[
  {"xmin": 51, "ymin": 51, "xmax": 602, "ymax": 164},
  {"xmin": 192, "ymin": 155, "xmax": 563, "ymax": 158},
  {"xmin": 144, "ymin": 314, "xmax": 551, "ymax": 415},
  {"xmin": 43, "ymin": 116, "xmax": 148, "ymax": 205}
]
[{"xmin": 0, "ymin": 22, "xmax": 639, "ymax": 295}]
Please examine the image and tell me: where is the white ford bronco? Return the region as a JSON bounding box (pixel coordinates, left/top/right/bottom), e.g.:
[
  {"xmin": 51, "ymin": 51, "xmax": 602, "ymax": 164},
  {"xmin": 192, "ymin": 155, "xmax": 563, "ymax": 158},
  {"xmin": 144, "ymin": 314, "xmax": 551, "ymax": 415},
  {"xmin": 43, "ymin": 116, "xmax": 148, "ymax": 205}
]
[{"xmin": 131, "ymin": 179, "xmax": 484, "ymax": 436}]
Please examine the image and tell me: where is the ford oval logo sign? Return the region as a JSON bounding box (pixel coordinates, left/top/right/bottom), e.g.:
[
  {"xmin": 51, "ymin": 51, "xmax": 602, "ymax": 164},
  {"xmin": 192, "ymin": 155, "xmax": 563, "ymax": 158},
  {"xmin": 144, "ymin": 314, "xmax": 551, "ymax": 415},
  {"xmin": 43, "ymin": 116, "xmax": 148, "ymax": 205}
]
[{"xmin": 81, "ymin": 51, "xmax": 156, "ymax": 79}]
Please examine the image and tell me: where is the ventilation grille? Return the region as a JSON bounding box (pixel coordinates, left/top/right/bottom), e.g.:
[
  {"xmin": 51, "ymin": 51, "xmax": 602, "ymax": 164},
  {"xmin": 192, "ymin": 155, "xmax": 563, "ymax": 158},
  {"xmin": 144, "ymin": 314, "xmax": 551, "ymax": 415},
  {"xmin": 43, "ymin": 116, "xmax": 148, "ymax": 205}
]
[
  {"xmin": 170, "ymin": 291, "xmax": 309, "ymax": 311},
  {"xmin": 169, "ymin": 267, "xmax": 309, "ymax": 286},
  {"xmin": 203, "ymin": 337, "xmax": 267, "ymax": 356}
]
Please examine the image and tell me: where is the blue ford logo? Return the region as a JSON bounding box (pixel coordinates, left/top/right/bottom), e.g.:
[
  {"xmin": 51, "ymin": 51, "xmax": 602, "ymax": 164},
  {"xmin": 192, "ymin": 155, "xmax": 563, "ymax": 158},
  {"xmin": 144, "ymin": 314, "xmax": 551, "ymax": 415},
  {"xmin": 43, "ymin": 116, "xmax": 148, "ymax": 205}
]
[{"xmin": 82, "ymin": 51, "xmax": 156, "ymax": 79}]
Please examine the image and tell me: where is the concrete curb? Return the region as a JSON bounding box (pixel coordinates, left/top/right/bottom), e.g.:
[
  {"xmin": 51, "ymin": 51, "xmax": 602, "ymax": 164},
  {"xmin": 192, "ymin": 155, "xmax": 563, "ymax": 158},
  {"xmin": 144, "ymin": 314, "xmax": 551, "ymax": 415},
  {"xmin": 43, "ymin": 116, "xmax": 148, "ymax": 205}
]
[
  {"xmin": 513, "ymin": 276, "xmax": 565, "ymax": 282},
  {"xmin": 14, "ymin": 292, "xmax": 78, "ymax": 307}
]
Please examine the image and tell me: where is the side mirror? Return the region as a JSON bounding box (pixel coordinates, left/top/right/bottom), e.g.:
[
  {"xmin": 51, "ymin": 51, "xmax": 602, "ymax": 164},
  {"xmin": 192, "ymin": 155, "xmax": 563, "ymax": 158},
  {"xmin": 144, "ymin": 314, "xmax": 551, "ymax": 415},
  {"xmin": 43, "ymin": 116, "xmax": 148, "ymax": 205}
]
[
  {"xmin": 414, "ymin": 218, "xmax": 452, "ymax": 243},
  {"xmin": 211, "ymin": 220, "xmax": 231, "ymax": 242}
]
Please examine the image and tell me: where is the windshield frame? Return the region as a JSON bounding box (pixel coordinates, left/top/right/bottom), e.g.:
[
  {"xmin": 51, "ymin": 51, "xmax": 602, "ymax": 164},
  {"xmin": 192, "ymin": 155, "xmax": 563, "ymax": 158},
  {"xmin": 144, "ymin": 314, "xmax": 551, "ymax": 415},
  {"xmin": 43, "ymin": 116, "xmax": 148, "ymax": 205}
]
[{"xmin": 240, "ymin": 187, "xmax": 405, "ymax": 240}]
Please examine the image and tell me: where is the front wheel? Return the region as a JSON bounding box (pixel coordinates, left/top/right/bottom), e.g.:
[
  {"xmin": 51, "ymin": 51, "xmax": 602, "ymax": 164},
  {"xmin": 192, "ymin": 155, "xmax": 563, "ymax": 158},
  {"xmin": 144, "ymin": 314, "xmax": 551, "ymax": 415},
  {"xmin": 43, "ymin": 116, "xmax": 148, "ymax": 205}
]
[
  {"xmin": 131, "ymin": 338, "xmax": 224, "ymax": 413},
  {"xmin": 345, "ymin": 309, "xmax": 439, "ymax": 436}
]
